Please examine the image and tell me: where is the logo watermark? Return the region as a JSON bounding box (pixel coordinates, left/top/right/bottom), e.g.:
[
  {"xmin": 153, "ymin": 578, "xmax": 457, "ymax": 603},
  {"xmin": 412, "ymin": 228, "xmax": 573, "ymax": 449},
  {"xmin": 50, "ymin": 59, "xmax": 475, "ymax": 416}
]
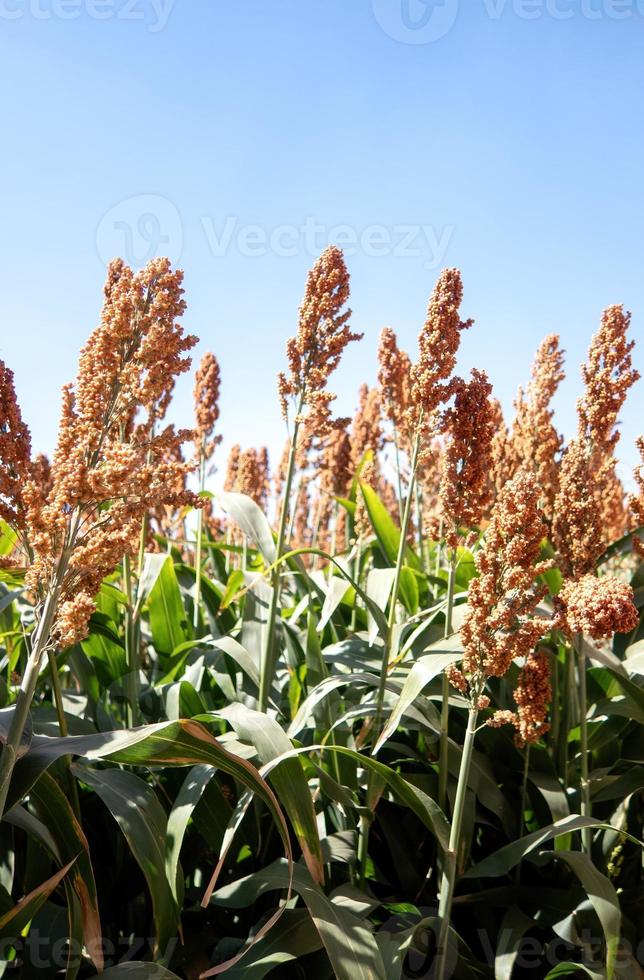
[
  {"xmin": 96, "ymin": 195, "xmax": 455, "ymax": 270},
  {"xmin": 373, "ymin": 0, "xmax": 644, "ymax": 43},
  {"xmin": 0, "ymin": 0, "xmax": 175, "ymax": 31}
]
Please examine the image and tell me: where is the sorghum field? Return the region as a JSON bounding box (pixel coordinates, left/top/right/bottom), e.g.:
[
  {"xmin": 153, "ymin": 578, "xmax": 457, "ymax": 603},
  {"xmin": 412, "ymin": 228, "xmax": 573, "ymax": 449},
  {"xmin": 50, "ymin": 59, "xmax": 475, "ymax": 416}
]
[{"xmin": 1, "ymin": 247, "xmax": 643, "ymax": 979}]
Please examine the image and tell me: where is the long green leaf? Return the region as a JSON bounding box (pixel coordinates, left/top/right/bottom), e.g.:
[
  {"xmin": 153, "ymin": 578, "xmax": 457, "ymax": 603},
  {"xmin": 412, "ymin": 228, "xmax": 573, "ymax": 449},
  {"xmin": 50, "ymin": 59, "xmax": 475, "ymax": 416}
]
[
  {"xmin": 72, "ymin": 765, "xmax": 179, "ymax": 961},
  {"xmin": 0, "ymin": 859, "xmax": 76, "ymax": 942},
  {"xmin": 148, "ymin": 556, "xmax": 190, "ymax": 656},
  {"xmin": 210, "ymin": 859, "xmax": 386, "ymax": 980},
  {"xmin": 30, "ymin": 772, "xmax": 103, "ymax": 971},
  {"xmin": 216, "ymin": 703, "xmax": 324, "ymax": 886}
]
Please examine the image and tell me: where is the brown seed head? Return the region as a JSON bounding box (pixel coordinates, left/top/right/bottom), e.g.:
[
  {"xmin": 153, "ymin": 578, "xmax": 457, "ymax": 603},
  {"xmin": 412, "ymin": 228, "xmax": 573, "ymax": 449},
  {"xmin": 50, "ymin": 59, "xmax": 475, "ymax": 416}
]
[
  {"xmin": 278, "ymin": 246, "xmax": 362, "ymax": 420},
  {"xmin": 350, "ymin": 384, "xmax": 383, "ymax": 472},
  {"xmin": 577, "ymin": 304, "xmax": 639, "ymax": 454},
  {"xmin": 410, "ymin": 268, "xmax": 472, "ymax": 422},
  {"xmin": 0, "ymin": 360, "xmax": 32, "ymax": 530},
  {"xmin": 194, "ymin": 352, "xmax": 222, "ymax": 459},
  {"xmin": 552, "ymin": 438, "xmax": 603, "ymax": 578},
  {"xmin": 631, "ymin": 436, "xmax": 644, "ymax": 558},
  {"xmin": 458, "ymin": 471, "xmax": 552, "ymax": 687},
  {"xmin": 559, "ymin": 573, "xmax": 639, "ymax": 639},
  {"xmin": 24, "ymin": 257, "xmax": 200, "ymax": 646},
  {"xmin": 439, "ymin": 368, "xmax": 495, "ymax": 545},
  {"xmin": 511, "ymin": 334, "xmax": 565, "ymax": 522},
  {"xmin": 377, "ymin": 326, "xmax": 412, "ymax": 436}
]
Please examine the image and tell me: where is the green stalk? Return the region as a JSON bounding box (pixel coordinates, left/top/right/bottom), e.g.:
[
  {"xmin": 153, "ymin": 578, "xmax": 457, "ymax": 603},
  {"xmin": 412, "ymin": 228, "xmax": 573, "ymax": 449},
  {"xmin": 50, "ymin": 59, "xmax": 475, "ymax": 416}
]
[
  {"xmin": 436, "ymin": 706, "xmax": 478, "ymax": 978},
  {"xmin": 414, "ymin": 482, "xmax": 424, "ymax": 569},
  {"xmin": 391, "ymin": 417, "xmax": 405, "ymax": 525},
  {"xmin": 358, "ymin": 427, "xmax": 421, "ymax": 885},
  {"xmin": 258, "ymin": 392, "xmax": 304, "ymax": 712},
  {"xmin": 0, "ymin": 585, "xmax": 61, "ymax": 817},
  {"xmin": 46, "ymin": 649, "xmax": 81, "ymax": 818},
  {"xmin": 373, "ymin": 428, "xmax": 421, "ymax": 741},
  {"xmin": 438, "ymin": 548, "xmax": 457, "ymax": 812},
  {"xmin": 349, "ymin": 537, "xmax": 362, "ymax": 632},
  {"xmin": 514, "ymin": 744, "xmax": 531, "ymax": 885},
  {"xmin": 193, "ymin": 453, "xmax": 206, "ymax": 634},
  {"xmin": 122, "ymin": 554, "xmax": 139, "ymax": 727},
  {"xmin": 328, "ymin": 499, "xmax": 339, "ymax": 580},
  {"xmin": 576, "ymin": 632, "xmax": 592, "ymax": 854},
  {"xmin": 434, "ymin": 517, "xmax": 444, "ymax": 582}
]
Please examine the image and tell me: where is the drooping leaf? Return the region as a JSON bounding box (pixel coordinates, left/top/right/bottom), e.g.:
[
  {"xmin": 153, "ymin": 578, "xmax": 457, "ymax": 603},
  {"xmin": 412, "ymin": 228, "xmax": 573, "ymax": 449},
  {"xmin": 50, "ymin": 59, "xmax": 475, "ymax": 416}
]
[
  {"xmin": 210, "ymin": 859, "xmax": 386, "ymax": 980},
  {"xmin": 216, "ymin": 703, "xmax": 324, "ymax": 886},
  {"xmin": 218, "ymin": 491, "xmax": 276, "ymax": 565},
  {"xmin": 72, "ymin": 765, "xmax": 179, "ymax": 960},
  {"xmin": 0, "ymin": 859, "xmax": 76, "ymax": 942},
  {"xmin": 29, "ymin": 772, "xmax": 103, "ymax": 971}
]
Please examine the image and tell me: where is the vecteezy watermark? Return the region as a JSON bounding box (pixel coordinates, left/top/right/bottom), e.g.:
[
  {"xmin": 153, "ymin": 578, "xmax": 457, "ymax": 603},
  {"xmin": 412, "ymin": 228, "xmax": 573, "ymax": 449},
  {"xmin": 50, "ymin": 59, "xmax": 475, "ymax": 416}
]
[
  {"xmin": 199, "ymin": 216, "xmax": 454, "ymax": 269},
  {"xmin": 95, "ymin": 197, "xmax": 455, "ymax": 270},
  {"xmin": 376, "ymin": 909, "xmax": 644, "ymax": 977},
  {"xmin": 1, "ymin": 932, "xmax": 179, "ymax": 969},
  {"xmin": 372, "ymin": 0, "xmax": 459, "ymax": 44},
  {"xmin": 373, "ymin": 0, "xmax": 644, "ymax": 44},
  {"xmin": 96, "ymin": 194, "xmax": 184, "ymax": 267},
  {"xmin": 0, "ymin": 0, "xmax": 175, "ymax": 32}
]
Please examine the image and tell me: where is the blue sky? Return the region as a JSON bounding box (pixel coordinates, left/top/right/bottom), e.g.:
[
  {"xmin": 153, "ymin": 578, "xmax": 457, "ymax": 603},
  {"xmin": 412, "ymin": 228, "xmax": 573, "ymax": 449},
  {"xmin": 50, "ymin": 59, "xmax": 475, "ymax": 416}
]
[{"xmin": 0, "ymin": 0, "xmax": 642, "ymax": 484}]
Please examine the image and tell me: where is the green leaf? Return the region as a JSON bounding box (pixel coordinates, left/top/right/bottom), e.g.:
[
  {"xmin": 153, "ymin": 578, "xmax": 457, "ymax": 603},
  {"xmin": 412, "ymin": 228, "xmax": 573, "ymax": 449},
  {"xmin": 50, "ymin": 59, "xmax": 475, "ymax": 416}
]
[
  {"xmin": 0, "ymin": 520, "xmax": 18, "ymax": 558},
  {"xmin": 359, "ymin": 482, "xmax": 421, "ymax": 571},
  {"xmin": 72, "ymin": 765, "xmax": 179, "ymax": 960},
  {"xmin": 257, "ymin": 742, "xmax": 450, "ymax": 853},
  {"xmin": 148, "ymin": 556, "xmax": 190, "ymax": 656},
  {"xmin": 0, "ymin": 859, "xmax": 76, "ymax": 942},
  {"xmin": 29, "ymin": 772, "xmax": 103, "ymax": 971},
  {"xmin": 216, "ymin": 703, "xmax": 324, "ymax": 886},
  {"xmin": 218, "ymin": 491, "xmax": 276, "ymax": 564},
  {"xmin": 165, "ymin": 764, "xmax": 216, "ymax": 903},
  {"xmin": 465, "ymin": 814, "xmax": 643, "ymax": 879},
  {"xmin": 535, "ymin": 851, "xmax": 620, "ymax": 977},
  {"xmin": 221, "ymin": 909, "xmax": 322, "ymax": 979},
  {"xmin": 81, "ymin": 614, "xmax": 127, "ymax": 683},
  {"xmin": 374, "ymin": 640, "xmax": 463, "ymax": 753},
  {"xmin": 494, "ymin": 906, "xmax": 535, "ymax": 980},
  {"xmin": 220, "ymin": 568, "xmax": 246, "ymax": 609},
  {"xmin": 211, "ymin": 859, "xmax": 386, "ymax": 980}
]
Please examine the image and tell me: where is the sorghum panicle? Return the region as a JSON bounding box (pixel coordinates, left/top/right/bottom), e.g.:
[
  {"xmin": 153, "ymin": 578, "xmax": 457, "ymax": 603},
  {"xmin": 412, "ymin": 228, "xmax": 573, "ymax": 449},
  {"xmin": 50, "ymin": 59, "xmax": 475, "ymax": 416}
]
[
  {"xmin": 24, "ymin": 257, "xmax": 200, "ymax": 647},
  {"xmin": 511, "ymin": 334, "xmax": 565, "ymax": 522},
  {"xmin": 438, "ymin": 368, "xmax": 495, "ymax": 546},
  {"xmin": 559, "ymin": 573, "xmax": 639, "ymax": 639},
  {"xmin": 277, "ymin": 246, "xmax": 362, "ymax": 435},
  {"xmin": 194, "ymin": 351, "xmax": 222, "ymax": 460},
  {"xmin": 449, "ymin": 471, "xmax": 553, "ymax": 699}
]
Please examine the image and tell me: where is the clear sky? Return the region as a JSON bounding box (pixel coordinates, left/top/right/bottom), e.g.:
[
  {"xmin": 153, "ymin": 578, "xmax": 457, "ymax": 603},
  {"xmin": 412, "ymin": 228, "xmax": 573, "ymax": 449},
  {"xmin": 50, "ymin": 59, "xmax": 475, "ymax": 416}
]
[{"xmin": 1, "ymin": 0, "xmax": 642, "ymax": 485}]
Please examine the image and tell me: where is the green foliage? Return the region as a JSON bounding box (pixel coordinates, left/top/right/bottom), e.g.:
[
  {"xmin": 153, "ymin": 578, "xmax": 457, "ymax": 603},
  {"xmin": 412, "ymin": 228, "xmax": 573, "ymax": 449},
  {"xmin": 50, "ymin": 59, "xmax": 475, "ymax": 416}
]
[{"xmin": 0, "ymin": 483, "xmax": 643, "ymax": 978}]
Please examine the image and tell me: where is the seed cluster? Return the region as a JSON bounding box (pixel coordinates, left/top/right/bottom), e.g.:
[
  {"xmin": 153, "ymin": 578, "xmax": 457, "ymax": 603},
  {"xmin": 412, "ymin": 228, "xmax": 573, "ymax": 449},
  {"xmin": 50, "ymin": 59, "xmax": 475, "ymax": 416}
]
[
  {"xmin": 17, "ymin": 258, "xmax": 199, "ymax": 646},
  {"xmin": 559, "ymin": 573, "xmax": 639, "ymax": 639},
  {"xmin": 448, "ymin": 471, "xmax": 553, "ymax": 701}
]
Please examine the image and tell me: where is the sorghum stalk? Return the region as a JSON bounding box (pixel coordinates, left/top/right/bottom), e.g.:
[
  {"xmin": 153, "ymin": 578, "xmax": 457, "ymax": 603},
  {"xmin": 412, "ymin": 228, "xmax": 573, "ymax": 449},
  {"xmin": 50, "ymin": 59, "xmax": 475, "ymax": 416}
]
[
  {"xmin": 258, "ymin": 393, "xmax": 303, "ymax": 712},
  {"xmin": 392, "ymin": 418, "xmax": 405, "ymax": 524},
  {"xmin": 514, "ymin": 743, "xmax": 531, "ymax": 885},
  {"xmin": 45, "ymin": 647, "xmax": 81, "ymax": 817},
  {"xmin": 0, "ymin": 582, "xmax": 61, "ymax": 816},
  {"xmin": 414, "ymin": 481, "xmax": 424, "ymax": 568},
  {"xmin": 438, "ymin": 548, "xmax": 457, "ymax": 812},
  {"xmin": 193, "ymin": 447, "xmax": 207, "ymax": 633},
  {"xmin": 374, "ymin": 426, "xmax": 422, "ymax": 738},
  {"xmin": 575, "ymin": 632, "xmax": 592, "ymax": 854},
  {"xmin": 436, "ymin": 705, "xmax": 478, "ymax": 977},
  {"xmin": 358, "ymin": 427, "xmax": 422, "ymax": 884}
]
